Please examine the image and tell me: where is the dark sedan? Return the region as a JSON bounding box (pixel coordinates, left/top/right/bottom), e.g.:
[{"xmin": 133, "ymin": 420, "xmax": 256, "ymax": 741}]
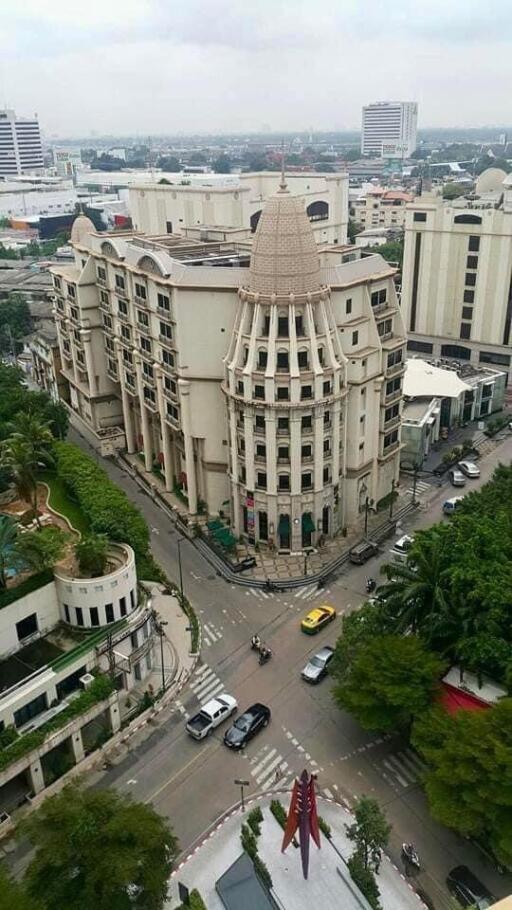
[{"xmin": 223, "ymin": 703, "xmax": 271, "ymax": 749}]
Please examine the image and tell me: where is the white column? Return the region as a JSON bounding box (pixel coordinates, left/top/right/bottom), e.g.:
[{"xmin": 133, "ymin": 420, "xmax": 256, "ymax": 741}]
[
  {"xmin": 81, "ymin": 330, "xmax": 97, "ymax": 397},
  {"xmin": 155, "ymin": 366, "xmax": 173, "ymax": 491},
  {"xmin": 109, "ymin": 695, "xmax": 121, "ymax": 734},
  {"xmin": 134, "ymin": 354, "xmax": 152, "ymax": 471},
  {"xmin": 29, "ymin": 757, "xmax": 45, "ymax": 795},
  {"xmin": 178, "ymin": 379, "xmax": 198, "ymax": 515},
  {"xmin": 116, "ymin": 344, "xmax": 135, "ymax": 453},
  {"xmin": 71, "ymin": 729, "xmax": 85, "ymax": 764}
]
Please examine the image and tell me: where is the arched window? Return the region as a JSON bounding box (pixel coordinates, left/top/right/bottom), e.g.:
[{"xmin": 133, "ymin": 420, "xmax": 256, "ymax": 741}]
[
  {"xmin": 101, "ymin": 241, "xmax": 118, "ymax": 258},
  {"xmin": 454, "ymin": 214, "xmax": 482, "ymax": 225},
  {"xmin": 137, "ymin": 254, "xmax": 168, "ymax": 276},
  {"xmin": 257, "ymin": 348, "xmax": 268, "ymax": 370},
  {"xmin": 307, "ymin": 200, "xmax": 329, "ymax": 222},
  {"xmin": 250, "ymin": 210, "xmax": 262, "ymax": 233}
]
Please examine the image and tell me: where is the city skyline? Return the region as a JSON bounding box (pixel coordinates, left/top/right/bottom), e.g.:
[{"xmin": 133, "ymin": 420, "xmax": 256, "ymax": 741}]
[{"xmin": 2, "ymin": 0, "xmax": 512, "ymax": 136}]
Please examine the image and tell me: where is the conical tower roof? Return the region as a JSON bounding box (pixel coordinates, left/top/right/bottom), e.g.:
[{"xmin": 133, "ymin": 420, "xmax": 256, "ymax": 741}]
[
  {"xmin": 70, "ymin": 213, "xmax": 95, "ymax": 246},
  {"xmin": 248, "ymin": 181, "xmax": 321, "ymax": 296}
]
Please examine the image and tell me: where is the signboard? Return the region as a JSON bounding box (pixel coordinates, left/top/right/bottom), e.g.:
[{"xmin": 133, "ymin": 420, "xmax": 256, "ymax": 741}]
[
  {"xmin": 381, "ymin": 141, "xmax": 408, "ymax": 159},
  {"xmin": 246, "ymin": 492, "xmax": 255, "ymax": 542}
]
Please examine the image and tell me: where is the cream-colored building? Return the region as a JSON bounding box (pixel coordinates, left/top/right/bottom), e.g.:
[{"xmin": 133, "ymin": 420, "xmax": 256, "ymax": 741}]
[
  {"xmin": 401, "ymin": 176, "xmax": 512, "ymax": 380},
  {"xmin": 130, "ymin": 171, "xmax": 349, "ymax": 246},
  {"xmin": 50, "ymin": 193, "xmax": 405, "ymax": 548},
  {"xmin": 351, "ymin": 188, "xmax": 414, "ymax": 231}
]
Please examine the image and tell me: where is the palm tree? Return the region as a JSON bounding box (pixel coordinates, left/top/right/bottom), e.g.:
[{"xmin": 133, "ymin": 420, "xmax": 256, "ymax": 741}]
[
  {"xmin": 0, "ymin": 414, "xmax": 54, "ymax": 528},
  {"xmin": 0, "ymin": 515, "xmax": 18, "ymax": 589},
  {"xmin": 378, "ymin": 535, "xmax": 452, "ymax": 644}
]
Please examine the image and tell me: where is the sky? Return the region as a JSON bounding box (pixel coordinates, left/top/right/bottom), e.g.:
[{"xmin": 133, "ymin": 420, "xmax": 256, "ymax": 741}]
[{"xmin": 2, "ymin": 0, "xmax": 512, "ymax": 137}]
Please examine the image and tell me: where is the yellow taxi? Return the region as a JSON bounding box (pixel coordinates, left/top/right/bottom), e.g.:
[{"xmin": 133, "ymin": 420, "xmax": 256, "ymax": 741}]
[{"xmin": 300, "ymin": 605, "xmax": 336, "ymax": 635}]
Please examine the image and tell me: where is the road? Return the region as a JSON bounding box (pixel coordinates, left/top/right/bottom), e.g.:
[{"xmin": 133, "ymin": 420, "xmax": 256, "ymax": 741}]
[{"xmin": 73, "ymin": 430, "xmax": 512, "ymax": 908}]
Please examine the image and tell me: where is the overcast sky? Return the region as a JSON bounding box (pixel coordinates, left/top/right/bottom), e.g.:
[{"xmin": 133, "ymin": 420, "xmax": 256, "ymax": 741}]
[{"xmin": 2, "ymin": 0, "xmax": 511, "ymax": 137}]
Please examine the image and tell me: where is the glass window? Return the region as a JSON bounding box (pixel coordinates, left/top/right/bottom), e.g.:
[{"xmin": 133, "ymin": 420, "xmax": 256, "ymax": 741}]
[
  {"xmin": 298, "ymin": 350, "xmax": 308, "ymax": 369},
  {"xmin": 255, "ymin": 414, "xmax": 265, "ymax": 429},
  {"xmin": 278, "ymin": 417, "xmax": 289, "ymax": 432},
  {"xmin": 468, "ymin": 235, "xmax": 480, "ymax": 252},
  {"xmin": 277, "ymin": 387, "xmax": 289, "ymax": 400},
  {"xmin": 278, "ymin": 475, "xmax": 290, "ymax": 491},
  {"xmin": 346, "ymin": 298, "xmax": 352, "ymax": 314},
  {"xmin": 301, "ymin": 385, "xmax": 312, "ymax": 400},
  {"xmin": 277, "ymin": 351, "xmax": 289, "ymax": 371},
  {"xmin": 258, "ymin": 350, "xmax": 268, "ymax": 369},
  {"xmin": 254, "ymin": 385, "xmax": 265, "ymax": 400},
  {"xmin": 257, "ymin": 472, "xmax": 267, "ymax": 489},
  {"xmin": 465, "ymin": 273, "xmax": 476, "ymax": 287},
  {"xmin": 460, "ymin": 322, "xmax": 471, "ymax": 339},
  {"xmin": 301, "ymin": 473, "xmax": 312, "ymax": 490},
  {"xmin": 64, "ymin": 603, "xmax": 70, "ymax": 623},
  {"xmin": 323, "ymin": 380, "xmax": 332, "ymax": 395},
  {"xmin": 119, "ymin": 596, "xmax": 127, "ymax": 617},
  {"xmin": 90, "ymin": 607, "xmax": 99, "ymax": 626},
  {"xmin": 302, "ymin": 415, "xmax": 312, "ymax": 431},
  {"xmin": 105, "ymin": 603, "xmax": 114, "ymax": 623},
  {"xmin": 466, "ymin": 255, "xmax": 478, "ymax": 269},
  {"xmin": 157, "ymin": 293, "xmax": 170, "ymax": 311},
  {"xmin": 352, "ymin": 331, "xmax": 359, "ymax": 345},
  {"xmin": 14, "ymin": 693, "xmax": 48, "ymax": 729},
  {"xmin": 295, "ymin": 314, "xmax": 304, "ymax": 336},
  {"xmin": 16, "ymin": 613, "xmax": 38, "ymax": 642},
  {"xmin": 277, "ymin": 316, "xmax": 289, "ymax": 337},
  {"xmin": 463, "ymin": 289, "xmax": 475, "ymax": 303},
  {"xmin": 256, "ymin": 444, "xmax": 266, "ymax": 457},
  {"xmin": 75, "ymin": 607, "xmax": 84, "ymax": 626},
  {"xmin": 462, "ymin": 306, "xmax": 473, "ymax": 320},
  {"xmin": 130, "ymin": 589, "xmax": 136, "ymax": 610},
  {"xmin": 413, "ymin": 212, "xmax": 427, "ymax": 222},
  {"xmin": 301, "ymin": 444, "xmax": 312, "ymax": 458}
]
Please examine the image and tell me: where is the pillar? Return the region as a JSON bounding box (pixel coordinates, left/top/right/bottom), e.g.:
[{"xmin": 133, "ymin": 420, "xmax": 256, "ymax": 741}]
[
  {"xmin": 134, "ymin": 354, "xmax": 152, "ymax": 471},
  {"xmin": 178, "ymin": 379, "xmax": 198, "ymax": 515},
  {"xmin": 29, "ymin": 757, "xmax": 45, "ymax": 795},
  {"xmin": 155, "ymin": 366, "xmax": 173, "ymax": 491},
  {"xmin": 71, "ymin": 729, "xmax": 85, "ymax": 764},
  {"xmin": 109, "ymin": 696, "xmax": 121, "ymax": 734},
  {"xmin": 81, "ymin": 331, "xmax": 97, "ymax": 397},
  {"xmin": 116, "ymin": 344, "xmax": 135, "ymax": 453}
]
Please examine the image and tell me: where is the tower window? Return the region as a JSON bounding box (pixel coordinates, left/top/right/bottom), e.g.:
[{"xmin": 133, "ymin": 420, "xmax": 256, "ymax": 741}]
[{"xmin": 277, "ymin": 316, "xmax": 289, "ymax": 337}]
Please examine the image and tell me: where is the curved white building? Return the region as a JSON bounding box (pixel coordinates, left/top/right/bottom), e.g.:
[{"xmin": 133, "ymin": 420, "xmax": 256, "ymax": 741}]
[{"xmin": 54, "ymin": 543, "xmax": 138, "ymax": 629}]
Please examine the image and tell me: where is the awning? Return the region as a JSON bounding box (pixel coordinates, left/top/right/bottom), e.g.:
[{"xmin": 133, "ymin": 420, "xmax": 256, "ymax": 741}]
[
  {"xmin": 302, "ymin": 513, "xmax": 315, "ymax": 533},
  {"xmin": 214, "ymin": 527, "xmax": 230, "ymax": 541},
  {"xmin": 207, "ymin": 519, "xmax": 223, "ymax": 531},
  {"xmin": 221, "ymin": 532, "xmax": 237, "ymax": 549},
  {"xmin": 278, "ymin": 514, "xmax": 290, "ymax": 535}
]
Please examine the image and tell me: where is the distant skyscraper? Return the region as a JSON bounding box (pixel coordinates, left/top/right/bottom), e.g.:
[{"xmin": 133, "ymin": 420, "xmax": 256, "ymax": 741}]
[
  {"xmin": 361, "ymin": 102, "xmax": 418, "ymax": 158},
  {"xmin": 0, "ymin": 109, "xmax": 44, "ymax": 177}
]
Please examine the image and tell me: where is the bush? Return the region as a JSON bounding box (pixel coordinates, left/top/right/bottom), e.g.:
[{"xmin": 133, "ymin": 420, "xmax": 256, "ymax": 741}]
[
  {"xmin": 318, "ymin": 816, "xmax": 332, "ymax": 839},
  {"xmin": 270, "ymin": 798, "xmax": 287, "ymax": 830},
  {"xmin": 75, "ymin": 533, "xmax": 108, "ymax": 577},
  {"xmin": 0, "ymin": 725, "xmax": 18, "ymax": 749},
  {"xmin": 348, "ymin": 852, "xmax": 382, "ymax": 910},
  {"xmin": 241, "ymin": 822, "xmax": 258, "ymax": 859},
  {"xmin": 189, "ymin": 890, "xmax": 207, "ymax": 910},
  {"xmin": 253, "ymin": 854, "xmax": 273, "ymax": 891},
  {"xmin": 54, "ymin": 442, "xmax": 150, "ymax": 557},
  {"xmin": 247, "ymin": 805, "xmax": 263, "ymax": 837}
]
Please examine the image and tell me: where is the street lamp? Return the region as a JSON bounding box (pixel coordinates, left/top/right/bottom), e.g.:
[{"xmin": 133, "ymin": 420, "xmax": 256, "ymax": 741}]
[
  {"xmin": 304, "ymin": 551, "xmax": 309, "ymax": 576},
  {"xmin": 152, "ymin": 612, "xmax": 168, "ymax": 692},
  {"xmin": 177, "ymin": 537, "xmax": 185, "ymax": 604},
  {"xmin": 364, "ymin": 496, "xmax": 374, "ymax": 536},
  {"xmin": 234, "ymin": 778, "xmax": 250, "ymax": 812},
  {"xmin": 389, "ymin": 479, "xmax": 396, "ymax": 519}
]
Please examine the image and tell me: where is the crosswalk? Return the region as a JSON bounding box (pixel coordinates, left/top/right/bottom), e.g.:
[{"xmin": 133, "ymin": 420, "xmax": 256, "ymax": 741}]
[
  {"xmin": 188, "ymin": 663, "xmax": 226, "ymax": 705},
  {"xmin": 245, "ymin": 584, "xmax": 330, "ymax": 602},
  {"xmin": 378, "ymin": 748, "xmax": 426, "ymax": 791},
  {"xmin": 403, "ymin": 479, "xmax": 431, "ymax": 497},
  {"xmin": 202, "ymin": 621, "xmax": 223, "ymax": 648}
]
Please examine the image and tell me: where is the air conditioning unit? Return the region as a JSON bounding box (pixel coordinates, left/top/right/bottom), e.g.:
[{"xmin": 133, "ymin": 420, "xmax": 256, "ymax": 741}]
[{"xmin": 79, "ymin": 673, "xmax": 95, "ymax": 690}]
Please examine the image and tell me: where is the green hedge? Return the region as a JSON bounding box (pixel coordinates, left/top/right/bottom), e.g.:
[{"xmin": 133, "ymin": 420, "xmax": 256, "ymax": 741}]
[
  {"xmin": 54, "ymin": 442, "xmax": 149, "ymax": 557},
  {"xmin": 176, "ymin": 890, "xmax": 207, "ymax": 910},
  {"xmin": 0, "ymin": 675, "xmax": 115, "ymax": 772},
  {"xmin": 0, "ymin": 569, "xmax": 54, "ymax": 611}
]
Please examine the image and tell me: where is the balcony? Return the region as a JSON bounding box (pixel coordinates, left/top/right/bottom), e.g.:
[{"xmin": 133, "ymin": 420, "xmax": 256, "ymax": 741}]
[
  {"xmin": 381, "ymin": 413, "xmax": 401, "ymax": 433},
  {"xmin": 114, "ymin": 285, "xmax": 127, "ymax": 299},
  {"xmin": 107, "ymin": 365, "xmax": 119, "ymax": 382},
  {"xmin": 386, "ymin": 360, "xmax": 405, "ymax": 377},
  {"xmin": 137, "ymin": 322, "xmax": 152, "ymax": 337},
  {"xmin": 162, "ymin": 385, "xmax": 177, "ymax": 402},
  {"xmin": 159, "ymin": 333, "xmax": 174, "ymax": 349},
  {"xmin": 134, "ymin": 294, "xmax": 148, "ymax": 308},
  {"xmin": 254, "ymin": 454, "xmax": 266, "ymax": 463},
  {"xmin": 157, "ymin": 306, "xmax": 172, "ymax": 320},
  {"xmin": 254, "ymin": 424, "xmax": 266, "ymax": 436},
  {"xmin": 160, "ymin": 359, "xmax": 175, "ymax": 376},
  {"xmin": 277, "ymin": 426, "xmax": 290, "ymax": 436},
  {"xmin": 117, "ymin": 310, "xmax": 130, "ymax": 323},
  {"xmin": 301, "ymin": 425, "xmax": 314, "ymax": 436},
  {"xmin": 97, "ymin": 276, "xmax": 107, "ymax": 287},
  {"xmin": 301, "ymin": 454, "xmax": 314, "ymax": 464},
  {"xmin": 99, "ymin": 298, "xmax": 111, "ymax": 314}
]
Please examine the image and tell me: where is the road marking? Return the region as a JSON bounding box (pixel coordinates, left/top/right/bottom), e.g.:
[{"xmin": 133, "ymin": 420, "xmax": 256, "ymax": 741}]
[
  {"xmin": 255, "ymin": 754, "xmax": 283, "ymax": 785},
  {"xmin": 382, "ymin": 758, "xmax": 410, "ymax": 788},
  {"xmin": 251, "ymin": 748, "xmax": 277, "ymax": 776},
  {"xmin": 193, "ymin": 679, "xmax": 224, "ymax": 702},
  {"xmin": 323, "ymin": 788, "xmax": 334, "ymax": 799},
  {"xmin": 146, "ymin": 749, "xmax": 210, "ymax": 803}
]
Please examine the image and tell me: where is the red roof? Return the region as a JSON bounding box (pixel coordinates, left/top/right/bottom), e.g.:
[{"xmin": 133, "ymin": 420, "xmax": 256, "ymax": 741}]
[{"xmin": 439, "ymin": 683, "xmax": 490, "ymax": 715}]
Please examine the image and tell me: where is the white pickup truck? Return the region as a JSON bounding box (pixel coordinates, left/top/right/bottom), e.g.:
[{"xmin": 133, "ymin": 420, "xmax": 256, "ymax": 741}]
[{"xmin": 185, "ymin": 694, "xmax": 237, "ymax": 741}]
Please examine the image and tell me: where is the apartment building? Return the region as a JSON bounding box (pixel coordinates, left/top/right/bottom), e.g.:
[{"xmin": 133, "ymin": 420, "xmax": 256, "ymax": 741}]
[
  {"xmin": 401, "ymin": 178, "xmax": 512, "ymax": 381},
  {"xmin": 0, "ymin": 109, "xmax": 44, "ymax": 178},
  {"xmin": 361, "ymin": 102, "xmax": 418, "ymax": 158},
  {"xmin": 50, "ymin": 196, "xmax": 405, "ymax": 546},
  {"xmin": 129, "ymin": 171, "xmax": 349, "ymax": 246},
  {"xmin": 351, "ymin": 188, "xmax": 414, "ymax": 230}
]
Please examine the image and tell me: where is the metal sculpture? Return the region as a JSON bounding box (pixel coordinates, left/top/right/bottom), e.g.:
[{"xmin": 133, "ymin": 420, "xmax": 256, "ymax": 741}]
[{"xmin": 281, "ymin": 769, "xmax": 321, "ymax": 879}]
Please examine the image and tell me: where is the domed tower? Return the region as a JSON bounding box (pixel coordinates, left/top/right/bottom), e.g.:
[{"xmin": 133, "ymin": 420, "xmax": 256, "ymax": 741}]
[{"xmin": 224, "ymin": 175, "xmax": 348, "ymax": 552}]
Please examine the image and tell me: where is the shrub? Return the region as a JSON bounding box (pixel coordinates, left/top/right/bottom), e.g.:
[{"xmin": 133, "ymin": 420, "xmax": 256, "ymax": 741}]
[
  {"xmin": 75, "ymin": 533, "xmax": 108, "ymax": 577},
  {"xmin": 247, "ymin": 805, "xmax": 263, "ymax": 837},
  {"xmin": 189, "ymin": 891, "xmax": 207, "ymax": 910},
  {"xmin": 348, "ymin": 852, "xmax": 382, "ymax": 910},
  {"xmin": 0, "ymin": 725, "xmax": 18, "ymax": 749},
  {"xmin": 270, "ymin": 799, "xmax": 287, "ymax": 830},
  {"xmin": 318, "ymin": 816, "xmax": 332, "ymax": 839},
  {"xmin": 241, "ymin": 822, "xmax": 258, "ymax": 859},
  {"xmin": 253, "ymin": 855, "xmax": 273, "ymax": 891}
]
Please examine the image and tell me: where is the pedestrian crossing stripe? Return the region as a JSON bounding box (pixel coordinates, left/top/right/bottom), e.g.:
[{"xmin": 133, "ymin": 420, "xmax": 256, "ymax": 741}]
[
  {"xmin": 189, "ymin": 665, "xmax": 225, "ymax": 703},
  {"xmin": 202, "ymin": 622, "xmax": 222, "ymax": 647},
  {"xmin": 379, "ymin": 749, "xmax": 426, "ymax": 789},
  {"xmin": 404, "ymin": 480, "xmax": 431, "ymax": 495}
]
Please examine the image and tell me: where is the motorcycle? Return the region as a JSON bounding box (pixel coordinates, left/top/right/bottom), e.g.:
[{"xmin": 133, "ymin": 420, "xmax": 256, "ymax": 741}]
[
  {"xmin": 401, "ymin": 843, "xmax": 420, "ymax": 870},
  {"xmin": 258, "ymin": 646, "xmax": 272, "ymax": 665},
  {"xmin": 251, "ymin": 635, "xmax": 261, "ymax": 651},
  {"xmin": 366, "ymin": 577, "xmax": 376, "ymax": 593}
]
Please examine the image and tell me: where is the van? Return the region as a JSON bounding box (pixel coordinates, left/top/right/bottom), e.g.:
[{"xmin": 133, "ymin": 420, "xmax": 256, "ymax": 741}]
[
  {"xmin": 443, "ymin": 497, "xmax": 464, "ymax": 516},
  {"xmin": 390, "ymin": 534, "xmax": 414, "ymax": 561},
  {"xmin": 349, "ymin": 540, "xmax": 379, "ymax": 564}
]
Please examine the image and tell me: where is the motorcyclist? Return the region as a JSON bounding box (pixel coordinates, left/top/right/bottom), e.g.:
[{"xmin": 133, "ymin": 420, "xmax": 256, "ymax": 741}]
[
  {"xmin": 366, "ymin": 577, "xmax": 376, "ymax": 592},
  {"xmin": 259, "ymin": 645, "xmax": 272, "ymax": 664},
  {"xmin": 251, "ymin": 634, "xmax": 261, "ymax": 650}
]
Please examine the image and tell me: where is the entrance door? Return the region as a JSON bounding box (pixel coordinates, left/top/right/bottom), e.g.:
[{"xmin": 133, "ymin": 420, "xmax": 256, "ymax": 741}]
[{"xmin": 278, "ymin": 514, "xmax": 290, "ymax": 549}]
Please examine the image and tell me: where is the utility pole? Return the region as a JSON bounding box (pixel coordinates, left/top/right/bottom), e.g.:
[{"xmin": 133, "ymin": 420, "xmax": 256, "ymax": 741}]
[
  {"xmin": 151, "ymin": 612, "xmax": 168, "ymax": 692},
  {"xmin": 177, "ymin": 537, "xmax": 185, "ymax": 605},
  {"xmin": 364, "ymin": 496, "xmax": 374, "ymax": 536},
  {"xmin": 412, "ymin": 465, "xmax": 419, "ymax": 505},
  {"xmin": 389, "ymin": 478, "xmax": 396, "ymax": 519},
  {"xmin": 234, "ymin": 778, "xmax": 250, "ymax": 813}
]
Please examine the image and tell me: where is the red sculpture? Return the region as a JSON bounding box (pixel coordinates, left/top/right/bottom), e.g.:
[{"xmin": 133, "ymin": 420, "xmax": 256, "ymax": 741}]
[{"xmin": 281, "ymin": 769, "xmax": 321, "ymax": 879}]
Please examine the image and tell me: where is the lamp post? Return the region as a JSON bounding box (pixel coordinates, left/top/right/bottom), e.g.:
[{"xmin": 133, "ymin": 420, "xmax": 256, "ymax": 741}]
[
  {"xmin": 389, "ymin": 478, "xmax": 396, "ymax": 519},
  {"xmin": 364, "ymin": 496, "xmax": 374, "ymax": 536},
  {"xmin": 152, "ymin": 612, "xmax": 168, "ymax": 692},
  {"xmin": 304, "ymin": 551, "xmax": 308, "ymax": 576},
  {"xmin": 412, "ymin": 465, "xmax": 419, "ymax": 505},
  {"xmin": 234, "ymin": 778, "xmax": 250, "ymax": 812},
  {"xmin": 177, "ymin": 537, "xmax": 185, "ymax": 604}
]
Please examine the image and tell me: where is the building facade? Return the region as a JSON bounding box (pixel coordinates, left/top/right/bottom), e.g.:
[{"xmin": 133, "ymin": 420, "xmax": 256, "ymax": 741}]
[
  {"xmin": 50, "ymin": 200, "xmax": 405, "ymax": 545},
  {"xmin": 0, "ymin": 109, "xmax": 44, "ymax": 178},
  {"xmin": 129, "ymin": 171, "xmax": 349, "ymax": 246},
  {"xmin": 351, "ymin": 188, "xmax": 414, "ymax": 231},
  {"xmin": 361, "ymin": 102, "xmax": 418, "ymax": 158},
  {"xmin": 401, "ymin": 189, "xmax": 512, "ymax": 381}
]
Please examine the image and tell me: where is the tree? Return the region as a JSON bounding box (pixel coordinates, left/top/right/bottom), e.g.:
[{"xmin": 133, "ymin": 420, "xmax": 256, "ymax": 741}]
[
  {"xmin": 332, "ymin": 634, "xmax": 446, "ymax": 733},
  {"xmin": 1, "ymin": 414, "xmax": 54, "ymax": 525},
  {"xmin": 374, "ymin": 239, "xmax": 404, "ymax": 266},
  {"xmin": 346, "ymin": 796, "xmax": 390, "ymax": 873},
  {"xmin": 347, "ymin": 218, "xmax": 361, "ymax": 244},
  {"xmin": 412, "ymin": 699, "xmax": 512, "ymax": 866},
  {"xmin": 15, "ymin": 527, "xmax": 68, "ymax": 573},
  {"xmin": 0, "ymin": 864, "xmax": 42, "ymax": 910},
  {"xmin": 0, "ymin": 243, "xmax": 18, "ymax": 260},
  {"xmin": 347, "ymin": 852, "xmax": 382, "ymax": 910},
  {"xmin": 213, "ymin": 154, "xmax": 231, "ymax": 174},
  {"xmin": 0, "ymin": 293, "xmax": 32, "ymax": 354},
  {"xmin": 75, "ymin": 533, "xmax": 108, "ymax": 577},
  {"xmin": 0, "ymin": 516, "xmax": 18, "ymax": 589},
  {"xmin": 22, "ymin": 782, "xmax": 179, "ymax": 910},
  {"xmin": 157, "ymin": 156, "xmax": 181, "ymax": 172}
]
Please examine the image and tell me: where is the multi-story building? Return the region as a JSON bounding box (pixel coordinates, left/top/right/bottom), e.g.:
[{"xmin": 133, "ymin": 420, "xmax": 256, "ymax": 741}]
[
  {"xmin": 361, "ymin": 102, "xmax": 418, "ymax": 159},
  {"xmin": 0, "ymin": 109, "xmax": 44, "ymax": 178},
  {"xmin": 29, "ymin": 329, "xmax": 70, "ymax": 404},
  {"xmin": 130, "ymin": 171, "xmax": 349, "ymax": 246},
  {"xmin": 50, "ymin": 191, "xmax": 406, "ymax": 545},
  {"xmin": 401, "ymin": 180, "xmax": 512, "ymax": 381},
  {"xmin": 351, "ymin": 188, "xmax": 414, "ymax": 231}
]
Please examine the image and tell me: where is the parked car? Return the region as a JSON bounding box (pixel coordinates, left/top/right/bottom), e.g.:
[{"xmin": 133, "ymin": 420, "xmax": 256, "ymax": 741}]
[
  {"xmin": 443, "ymin": 496, "xmax": 464, "ymax": 515},
  {"xmin": 446, "ymin": 865, "xmax": 494, "ymax": 908},
  {"xmin": 389, "ymin": 534, "xmax": 414, "ymax": 561},
  {"xmin": 301, "ymin": 645, "xmax": 334, "ymax": 683},
  {"xmin": 349, "ymin": 540, "xmax": 379, "ymax": 564},
  {"xmin": 301, "ymin": 605, "xmax": 336, "ymax": 635},
  {"xmin": 223, "ymin": 703, "xmax": 271, "ymax": 749},
  {"xmin": 186, "ymin": 694, "xmax": 237, "ymax": 741},
  {"xmin": 449, "ymin": 468, "xmax": 467, "ymax": 487},
  {"xmin": 458, "ymin": 460, "xmax": 480, "ymax": 478},
  {"xmin": 231, "ymin": 556, "xmax": 257, "ymax": 573}
]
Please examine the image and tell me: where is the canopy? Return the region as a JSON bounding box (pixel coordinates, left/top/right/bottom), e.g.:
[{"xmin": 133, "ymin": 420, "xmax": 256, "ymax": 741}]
[
  {"xmin": 278, "ymin": 514, "xmax": 290, "ymax": 535},
  {"xmin": 302, "ymin": 513, "xmax": 315, "ymax": 533}
]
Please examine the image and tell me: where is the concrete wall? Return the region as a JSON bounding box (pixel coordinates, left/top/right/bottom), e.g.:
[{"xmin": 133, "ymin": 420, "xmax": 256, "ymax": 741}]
[
  {"xmin": 54, "ymin": 544, "xmax": 138, "ymax": 628},
  {"xmin": 0, "ymin": 582, "xmax": 59, "ymax": 659}
]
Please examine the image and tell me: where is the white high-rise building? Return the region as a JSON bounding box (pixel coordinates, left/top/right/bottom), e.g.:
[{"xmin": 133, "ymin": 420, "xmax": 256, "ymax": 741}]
[
  {"xmin": 361, "ymin": 102, "xmax": 418, "ymax": 158},
  {"xmin": 0, "ymin": 109, "xmax": 44, "ymax": 177}
]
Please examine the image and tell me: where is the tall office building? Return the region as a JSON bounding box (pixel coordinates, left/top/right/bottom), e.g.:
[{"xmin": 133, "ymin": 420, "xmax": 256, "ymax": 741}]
[
  {"xmin": 0, "ymin": 109, "xmax": 44, "ymax": 177},
  {"xmin": 361, "ymin": 102, "xmax": 418, "ymax": 158}
]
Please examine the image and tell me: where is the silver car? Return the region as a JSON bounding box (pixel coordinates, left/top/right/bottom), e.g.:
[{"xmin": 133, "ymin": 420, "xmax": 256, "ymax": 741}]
[
  {"xmin": 301, "ymin": 646, "xmax": 334, "ymax": 683},
  {"xmin": 458, "ymin": 460, "xmax": 480, "ymax": 478},
  {"xmin": 449, "ymin": 468, "xmax": 466, "ymax": 487}
]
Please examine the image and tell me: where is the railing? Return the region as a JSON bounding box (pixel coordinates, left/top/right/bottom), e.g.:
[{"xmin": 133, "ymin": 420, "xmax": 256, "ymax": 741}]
[{"xmin": 386, "ymin": 361, "xmax": 404, "ymax": 376}]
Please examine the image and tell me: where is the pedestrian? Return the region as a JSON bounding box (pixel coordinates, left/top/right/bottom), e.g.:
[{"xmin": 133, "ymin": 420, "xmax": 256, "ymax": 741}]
[{"xmin": 275, "ymin": 767, "xmax": 283, "ymax": 783}]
